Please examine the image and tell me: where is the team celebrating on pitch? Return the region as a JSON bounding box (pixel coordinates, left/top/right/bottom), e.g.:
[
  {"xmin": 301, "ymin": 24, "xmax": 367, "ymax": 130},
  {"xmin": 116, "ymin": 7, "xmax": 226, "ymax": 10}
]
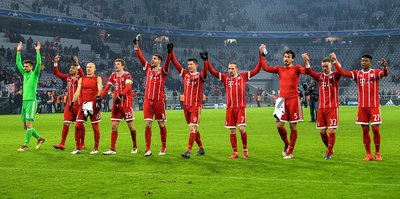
[{"xmin": 15, "ymin": 34, "xmax": 388, "ymax": 161}]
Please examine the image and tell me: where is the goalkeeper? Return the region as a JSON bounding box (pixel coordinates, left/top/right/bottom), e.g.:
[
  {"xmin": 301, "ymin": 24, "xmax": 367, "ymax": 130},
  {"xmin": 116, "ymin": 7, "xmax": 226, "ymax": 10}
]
[{"xmin": 16, "ymin": 41, "xmax": 45, "ymax": 151}]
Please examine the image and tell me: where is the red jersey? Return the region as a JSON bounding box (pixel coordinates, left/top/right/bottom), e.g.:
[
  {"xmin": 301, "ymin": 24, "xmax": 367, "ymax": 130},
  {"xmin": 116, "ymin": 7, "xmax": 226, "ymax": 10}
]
[
  {"xmin": 135, "ymin": 46, "xmax": 171, "ymax": 101},
  {"xmin": 53, "ymin": 64, "xmax": 84, "ymax": 106},
  {"xmin": 263, "ymin": 64, "xmax": 306, "ymax": 99},
  {"xmin": 81, "ymin": 76, "xmax": 99, "ymax": 102},
  {"xmin": 171, "ymin": 52, "xmax": 208, "ymax": 107},
  {"xmin": 306, "ymin": 68, "xmax": 341, "ymax": 109},
  {"xmin": 105, "ymin": 71, "xmax": 133, "ymax": 107},
  {"xmin": 334, "ymin": 62, "xmax": 388, "ymax": 108},
  {"xmin": 208, "ymin": 57, "xmax": 262, "ymax": 108}
]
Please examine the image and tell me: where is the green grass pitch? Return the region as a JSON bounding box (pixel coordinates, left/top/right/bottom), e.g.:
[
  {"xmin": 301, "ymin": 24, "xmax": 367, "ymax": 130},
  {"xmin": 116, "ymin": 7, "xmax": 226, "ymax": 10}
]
[{"xmin": 0, "ymin": 106, "xmax": 399, "ymax": 198}]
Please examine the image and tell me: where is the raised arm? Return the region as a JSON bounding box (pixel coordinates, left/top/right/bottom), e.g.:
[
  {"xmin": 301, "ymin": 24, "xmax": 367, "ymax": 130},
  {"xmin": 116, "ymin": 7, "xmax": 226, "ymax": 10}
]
[
  {"xmin": 260, "ymin": 44, "xmax": 278, "ymax": 73},
  {"xmin": 170, "ymin": 50, "xmax": 184, "ymax": 74},
  {"xmin": 305, "ymin": 67, "xmax": 320, "ymax": 80},
  {"xmin": 133, "ymin": 34, "xmax": 149, "ymax": 69},
  {"xmin": 16, "ymin": 42, "xmax": 24, "ymax": 75},
  {"xmin": 33, "ymin": 42, "xmax": 42, "ymax": 76},
  {"xmin": 248, "ymin": 46, "xmax": 265, "ymax": 78},
  {"xmin": 73, "ymin": 56, "xmax": 85, "ymax": 77},
  {"xmin": 53, "ymin": 54, "xmax": 69, "ymax": 81},
  {"xmin": 100, "ymin": 82, "xmax": 112, "ymax": 99},
  {"xmin": 96, "ymin": 76, "xmax": 103, "ymax": 97},
  {"xmin": 330, "ymin": 52, "xmax": 353, "ymax": 78},
  {"xmin": 200, "ymin": 58, "xmax": 208, "ymax": 81},
  {"xmin": 162, "ymin": 52, "xmax": 171, "ymax": 75},
  {"xmin": 378, "ymin": 58, "xmax": 388, "ymax": 78},
  {"xmin": 202, "ymin": 52, "xmax": 221, "ymax": 80}
]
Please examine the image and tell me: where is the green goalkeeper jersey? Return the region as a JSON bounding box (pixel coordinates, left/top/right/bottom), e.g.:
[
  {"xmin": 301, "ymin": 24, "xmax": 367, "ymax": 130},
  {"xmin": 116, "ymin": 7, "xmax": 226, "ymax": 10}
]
[{"xmin": 16, "ymin": 51, "xmax": 42, "ymax": 101}]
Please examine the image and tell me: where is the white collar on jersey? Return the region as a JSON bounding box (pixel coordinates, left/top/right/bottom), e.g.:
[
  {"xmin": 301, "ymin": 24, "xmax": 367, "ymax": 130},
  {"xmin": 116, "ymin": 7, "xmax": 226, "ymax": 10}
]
[
  {"xmin": 323, "ymin": 72, "xmax": 333, "ymax": 76},
  {"xmin": 188, "ymin": 71, "xmax": 199, "ymax": 75},
  {"xmin": 361, "ymin": 69, "xmax": 372, "ymax": 73}
]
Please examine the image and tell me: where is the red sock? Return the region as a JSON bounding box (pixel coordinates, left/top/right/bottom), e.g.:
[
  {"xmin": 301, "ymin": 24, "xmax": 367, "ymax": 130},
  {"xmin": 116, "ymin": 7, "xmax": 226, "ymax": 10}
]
[
  {"xmin": 60, "ymin": 124, "xmax": 69, "ymax": 145},
  {"xmin": 372, "ymin": 125, "xmax": 381, "ymax": 153},
  {"xmin": 111, "ymin": 130, "xmax": 118, "ymax": 151},
  {"xmin": 287, "ymin": 130, "xmax": 298, "ymax": 155},
  {"xmin": 320, "ymin": 132, "xmax": 329, "ymax": 148},
  {"xmin": 240, "ymin": 132, "xmax": 247, "ymax": 150},
  {"xmin": 327, "ymin": 133, "xmax": 336, "ymax": 155},
  {"xmin": 160, "ymin": 126, "xmax": 167, "ymax": 149},
  {"xmin": 195, "ymin": 130, "xmax": 203, "ymax": 148},
  {"xmin": 277, "ymin": 127, "xmax": 289, "ymax": 150},
  {"xmin": 130, "ymin": 129, "xmax": 137, "ymax": 148},
  {"xmin": 80, "ymin": 126, "xmax": 86, "ymax": 146},
  {"xmin": 74, "ymin": 122, "xmax": 83, "ymax": 149},
  {"xmin": 145, "ymin": 127, "xmax": 152, "ymax": 151},
  {"xmin": 362, "ymin": 125, "xmax": 371, "ymax": 154},
  {"xmin": 92, "ymin": 123, "xmax": 100, "ymax": 150},
  {"xmin": 230, "ymin": 133, "xmax": 238, "ymax": 153},
  {"xmin": 187, "ymin": 131, "xmax": 196, "ymax": 152}
]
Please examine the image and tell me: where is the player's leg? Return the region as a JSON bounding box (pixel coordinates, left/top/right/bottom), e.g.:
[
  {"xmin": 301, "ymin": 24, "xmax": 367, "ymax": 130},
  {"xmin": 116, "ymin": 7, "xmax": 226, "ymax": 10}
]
[
  {"xmin": 26, "ymin": 100, "xmax": 45, "ymax": 149},
  {"xmin": 54, "ymin": 106, "xmax": 74, "ymax": 150},
  {"xmin": 103, "ymin": 106, "xmax": 121, "ymax": 155},
  {"xmin": 143, "ymin": 99, "xmax": 153, "ymax": 156},
  {"xmin": 357, "ymin": 108, "xmax": 372, "ymax": 161},
  {"xmin": 320, "ymin": 129, "xmax": 328, "ymax": 148},
  {"xmin": 72, "ymin": 120, "xmax": 84, "ymax": 154},
  {"xmin": 229, "ymin": 128, "xmax": 238, "ymax": 159},
  {"xmin": 155, "ymin": 100, "xmax": 167, "ymax": 155},
  {"xmin": 125, "ymin": 107, "xmax": 137, "ymax": 153},
  {"xmin": 371, "ymin": 124, "xmax": 381, "ymax": 161},
  {"xmin": 276, "ymin": 121, "xmax": 289, "ymax": 156},
  {"xmin": 237, "ymin": 108, "xmax": 248, "ymax": 158},
  {"xmin": 157, "ymin": 120, "xmax": 167, "ymax": 155},
  {"xmin": 325, "ymin": 128, "xmax": 336, "ymax": 160},
  {"xmin": 194, "ymin": 106, "xmax": 204, "ymax": 155},
  {"xmin": 80, "ymin": 125, "xmax": 86, "ymax": 150},
  {"xmin": 318, "ymin": 108, "xmax": 328, "ymax": 148},
  {"xmin": 371, "ymin": 107, "xmax": 382, "ymax": 161},
  {"xmin": 284, "ymin": 122, "xmax": 298, "ymax": 159}
]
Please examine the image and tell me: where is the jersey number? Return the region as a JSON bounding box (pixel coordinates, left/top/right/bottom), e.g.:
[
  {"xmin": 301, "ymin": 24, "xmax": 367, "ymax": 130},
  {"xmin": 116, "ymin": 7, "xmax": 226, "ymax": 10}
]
[
  {"xmin": 373, "ymin": 114, "xmax": 380, "ymax": 121},
  {"xmin": 329, "ymin": 119, "xmax": 337, "ymax": 126}
]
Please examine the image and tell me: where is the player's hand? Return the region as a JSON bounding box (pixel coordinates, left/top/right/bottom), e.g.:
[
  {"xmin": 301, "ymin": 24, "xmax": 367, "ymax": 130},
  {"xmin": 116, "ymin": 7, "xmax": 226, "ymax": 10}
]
[
  {"xmin": 133, "ymin": 34, "xmax": 141, "ymax": 45},
  {"xmin": 167, "ymin": 43, "xmax": 174, "ymax": 53},
  {"xmin": 200, "ymin": 51, "xmax": 208, "ymax": 61},
  {"xmin": 96, "ymin": 96, "xmax": 102, "ymax": 110},
  {"xmin": 115, "ymin": 94, "xmax": 122, "ymax": 104},
  {"xmin": 72, "ymin": 56, "xmax": 79, "ymax": 66},
  {"xmin": 259, "ymin": 44, "xmax": 267, "ymax": 56},
  {"xmin": 330, "ymin": 52, "xmax": 337, "ymax": 62},
  {"xmin": 54, "ymin": 54, "xmax": 60, "ymax": 64},
  {"xmin": 379, "ymin": 58, "xmax": 387, "ymax": 68},
  {"xmin": 34, "ymin": 41, "xmax": 41, "ymax": 51},
  {"xmin": 69, "ymin": 102, "xmax": 74, "ymax": 111},
  {"xmin": 16, "ymin": 41, "xmax": 23, "ymax": 52}
]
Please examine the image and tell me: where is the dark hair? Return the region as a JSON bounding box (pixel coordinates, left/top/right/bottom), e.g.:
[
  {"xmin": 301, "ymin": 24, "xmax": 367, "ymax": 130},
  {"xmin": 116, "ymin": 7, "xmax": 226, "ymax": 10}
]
[
  {"xmin": 187, "ymin": 58, "xmax": 198, "ymax": 64},
  {"xmin": 283, "ymin": 50, "xmax": 295, "ymax": 59},
  {"xmin": 228, "ymin": 62, "xmax": 238, "ymax": 68},
  {"xmin": 153, "ymin": 54, "xmax": 163, "ymax": 62},
  {"xmin": 23, "ymin": 60, "xmax": 33, "ymax": 66},
  {"xmin": 114, "ymin": 58, "xmax": 126, "ymax": 66},
  {"xmin": 361, "ymin": 54, "xmax": 372, "ymax": 60},
  {"xmin": 322, "ymin": 57, "xmax": 331, "ymax": 62}
]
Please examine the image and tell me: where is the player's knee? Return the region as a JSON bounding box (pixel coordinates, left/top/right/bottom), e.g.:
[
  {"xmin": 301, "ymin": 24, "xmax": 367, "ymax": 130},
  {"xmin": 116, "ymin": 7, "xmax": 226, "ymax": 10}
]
[
  {"xmin": 63, "ymin": 122, "xmax": 70, "ymax": 127},
  {"xmin": 239, "ymin": 126, "xmax": 246, "ymax": 133},
  {"xmin": 276, "ymin": 122, "xmax": 284, "ymax": 128},
  {"xmin": 158, "ymin": 121, "xmax": 165, "ymax": 128}
]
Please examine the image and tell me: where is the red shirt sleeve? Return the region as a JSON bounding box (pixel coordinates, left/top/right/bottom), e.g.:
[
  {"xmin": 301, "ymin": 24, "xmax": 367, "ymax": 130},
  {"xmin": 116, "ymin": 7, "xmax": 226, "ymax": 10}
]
[
  {"xmin": 171, "ymin": 51, "xmax": 184, "ymax": 75},
  {"xmin": 334, "ymin": 61, "xmax": 354, "ymax": 79},
  {"xmin": 305, "ymin": 67, "xmax": 320, "ymax": 80},
  {"xmin": 207, "ymin": 60, "xmax": 222, "ymax": 81},
  {"xmin": 53, "ymin": 65, "xmax": 69, "ymax": 81},
  {"xmin": 135, "ymin": 45, "xmax": 150, "ymax": 70}
]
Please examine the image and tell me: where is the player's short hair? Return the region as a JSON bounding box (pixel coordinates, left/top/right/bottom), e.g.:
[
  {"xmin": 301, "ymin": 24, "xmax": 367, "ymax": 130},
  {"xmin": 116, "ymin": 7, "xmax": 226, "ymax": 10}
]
[
  {"xmin": 228, "ymin": 62, "xmax": 238, "ymax": 68},
  {"xmin": 361, "ymin": 54, "xmax": 372, "ymax": 60},
  {"xmin": 187, "ymin": 58, "xmax": 198, "ymax": 64},
  {"xmin": 322, "ymin": 57, "xmax": 331, "ymax": 63},
  {"xmin": 153, "ymin": 54, "xmax": 163, "ymax": 62},
  {"xmin": 23, "ymin": 60, "xmax": 33, "ymax": 66},
  {"xmin": 114, "ymin": 58, "xmax": 125, "ymax": 66},
  {"xmin": 283, "ymin": 50, "xmax": 296, "ymax": 59}
]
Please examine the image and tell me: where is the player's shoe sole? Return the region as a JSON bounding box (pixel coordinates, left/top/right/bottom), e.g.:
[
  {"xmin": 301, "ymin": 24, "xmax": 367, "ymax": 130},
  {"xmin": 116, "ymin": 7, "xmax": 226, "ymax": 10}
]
[
  {"xmin": 90, "ymin": 150, "xmax": 99, "ymax": 155},
  {"xmin": 103, "ymin": 150, "xmax": 116, "ymax": 155},
  {"xmin": 283, "ymin": 154, "xmax": 294, "ymax": 159},
  {"xmin": 363, "ymin": 154, "xmax": 373, "ymax": 161},
  {"xmin": 181, "ymin": 151, "xmax": 190, "ymax": 158},
  {"xmin": 131, "ymin": 147, "xmax": 138, "ymax": 154},
  {"xmin": 71, "ymin": 149, "xmax": 81, "ymax": 154},
  {"xmin": 36, "ymin": 138, "xmax": 45, "ymax": 149},
  {"xmin": 196, "ymin": 148, "xmax": 205, "ymax": 156},
  {"xmin": 243, "ymin": 150, "xmax": 249, "ymax": 159},
  {"xmin": 375, "ymin": 153, "xmax": 382, "ymax": 161},
  {"xmin": 53, "ymin": 144, "xmax": 65, "ymax": 150},
  {"xmin": 17, "ymin": 146, "xmax": 28, "ymax": 152},
  {"xmin": 159, "ymin": 148, "xmax": 167, "ymax": 155},
  {"xmin": 229, "ymin": 152, "xmax": 239, "ymax": 159},
  {"xmin": 144, "ymin": 150, "xmax": 152, "ymax": 157}
]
